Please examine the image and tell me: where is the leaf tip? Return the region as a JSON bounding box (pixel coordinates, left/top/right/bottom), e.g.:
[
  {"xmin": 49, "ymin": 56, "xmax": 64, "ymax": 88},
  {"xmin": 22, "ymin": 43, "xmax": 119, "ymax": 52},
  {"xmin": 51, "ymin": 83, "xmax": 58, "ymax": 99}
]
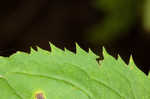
[
  {"xmin": 75, "ymin": 42, "xmax": 80, "ymax": 51},
  {"xmin": 129, "ymin": 55, "xmax": 135, "ymax": 65},
  {"xmin": 49, "ymin": 42, "xmax": 55, "ymax": 51},
  {"xmin": 88, "ymin": 48, "xmax": 99, "ymax": 58},
  {"xmin": 102, "ymin": 46, "xmax": 109, "ymax": 58},
  {"xmin": 75, "ymin": 43, "xmax": 87, "ymax": 55},
  {"xmin": 49, "ymin": 42, "xmax": 64, "ymax": 53},
  {"xmin": 30, "ymin": 47, "xmax": 37, "ymax": 54},
  {"xmin": 36, "ymin": 46, "xmax": 43, "ymax": 52}
]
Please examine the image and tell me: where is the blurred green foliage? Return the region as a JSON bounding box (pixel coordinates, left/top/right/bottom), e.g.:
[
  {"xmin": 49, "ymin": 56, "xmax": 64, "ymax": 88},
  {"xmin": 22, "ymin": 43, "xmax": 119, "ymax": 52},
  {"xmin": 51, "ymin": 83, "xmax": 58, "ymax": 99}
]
[
  {"xmin": 86, "ymin": 0, "xmax": 142, "ymax": 43},
  {"xmin": 143, "ymin": 0, "xmax": 150, "ymax": 32}
]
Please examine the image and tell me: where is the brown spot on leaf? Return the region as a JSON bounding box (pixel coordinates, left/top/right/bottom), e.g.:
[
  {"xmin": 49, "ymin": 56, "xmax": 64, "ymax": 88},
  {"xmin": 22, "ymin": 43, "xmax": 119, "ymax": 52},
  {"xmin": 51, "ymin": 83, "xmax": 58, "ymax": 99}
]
[{"xmin": 35, "ymin": 93, "xmax": 45, "ymax": 99}]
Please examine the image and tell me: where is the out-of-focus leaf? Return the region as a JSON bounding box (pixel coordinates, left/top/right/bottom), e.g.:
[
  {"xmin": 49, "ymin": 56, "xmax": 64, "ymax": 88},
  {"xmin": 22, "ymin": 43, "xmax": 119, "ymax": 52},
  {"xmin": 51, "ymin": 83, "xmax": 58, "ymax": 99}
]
[
  {"xmin": 143, "ymin": 0, "xmax": 150, "ymax": 32},
  {"xmin": 87, "ymin": 0, "xmax": 137, "ymax": 43}
]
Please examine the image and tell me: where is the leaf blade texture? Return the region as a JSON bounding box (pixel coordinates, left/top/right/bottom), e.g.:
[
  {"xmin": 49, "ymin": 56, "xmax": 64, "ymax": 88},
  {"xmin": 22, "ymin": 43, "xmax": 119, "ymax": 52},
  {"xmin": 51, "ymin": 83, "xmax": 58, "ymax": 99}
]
[{"xmin": 0, "ymin": 43, "xmax": 150, "ymax": 99}]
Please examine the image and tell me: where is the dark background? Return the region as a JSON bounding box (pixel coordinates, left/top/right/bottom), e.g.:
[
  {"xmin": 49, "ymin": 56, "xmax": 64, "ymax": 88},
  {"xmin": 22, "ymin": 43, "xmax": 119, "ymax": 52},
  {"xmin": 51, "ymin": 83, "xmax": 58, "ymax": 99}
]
[{"xmin": 0, "ymin": 0, "xmax": 150, "ymax": 74}]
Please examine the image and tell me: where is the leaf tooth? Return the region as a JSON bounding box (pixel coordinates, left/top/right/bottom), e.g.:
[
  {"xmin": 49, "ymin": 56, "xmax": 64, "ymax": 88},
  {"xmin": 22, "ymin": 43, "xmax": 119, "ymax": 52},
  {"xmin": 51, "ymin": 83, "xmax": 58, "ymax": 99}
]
[
  {"xmin": 128, "ymin": 55, "xmax": 135, "ymax": 67},
  {"xmin": 37, "ymin": 46, "xmax": 44, "ymax": 53},
  {"xmin": 30, "ymin": 47, "xmax": 37, "ymax": 54},
  {"xmin": 49, "ymin": 42, "xmax": 64, "ymax": 54},
  {"xmin": 88, "ymin": 48, "xmax": 99, "ymax": 59},
  {"xmin": 129, "ymin": 55, "xmax": 134, "ymax": 64},
  {"xmin": 128, "ymin": 55, "xmax": 141, "ymax": 72},
  {"xmin": 36, "ymin": 46, "xmax": 50, "ymax": 55},
  {"xmin": 75, "ymin": 43, "xmax": 88, "ymax": 56},
  {"xmin": 64, "ymin": 48, "xmax": 75, "ymax": 56},
  {"xmin": 102, "ymin": 46, "xmax": 110, "ymax": 58},
  {"xmin": 117, "ymin": 54, "xmax": 127, "ymax": 66}
]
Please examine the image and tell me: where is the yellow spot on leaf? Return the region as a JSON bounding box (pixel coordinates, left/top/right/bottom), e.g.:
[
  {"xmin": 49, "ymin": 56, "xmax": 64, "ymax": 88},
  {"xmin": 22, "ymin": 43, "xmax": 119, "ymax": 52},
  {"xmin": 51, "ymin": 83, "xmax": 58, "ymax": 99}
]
[{"xmin": 130, "ymin": 66, "xmax": 134, "ymax": 70}]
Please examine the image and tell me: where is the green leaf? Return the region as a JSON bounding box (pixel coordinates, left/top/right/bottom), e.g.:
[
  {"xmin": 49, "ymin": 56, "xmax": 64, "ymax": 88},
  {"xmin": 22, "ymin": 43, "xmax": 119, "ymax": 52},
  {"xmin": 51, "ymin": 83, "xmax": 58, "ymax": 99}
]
[{"xmin": 0, "ymin": 43, "xmax": 150, "ymax": 99}]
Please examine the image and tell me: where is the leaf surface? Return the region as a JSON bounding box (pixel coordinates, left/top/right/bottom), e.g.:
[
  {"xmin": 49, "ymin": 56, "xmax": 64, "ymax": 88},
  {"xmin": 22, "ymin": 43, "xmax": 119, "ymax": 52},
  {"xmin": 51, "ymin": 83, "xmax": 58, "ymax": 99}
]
[{"xmin": 0, "ymin": 43, "xmax": 150, "ymax": 99}]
